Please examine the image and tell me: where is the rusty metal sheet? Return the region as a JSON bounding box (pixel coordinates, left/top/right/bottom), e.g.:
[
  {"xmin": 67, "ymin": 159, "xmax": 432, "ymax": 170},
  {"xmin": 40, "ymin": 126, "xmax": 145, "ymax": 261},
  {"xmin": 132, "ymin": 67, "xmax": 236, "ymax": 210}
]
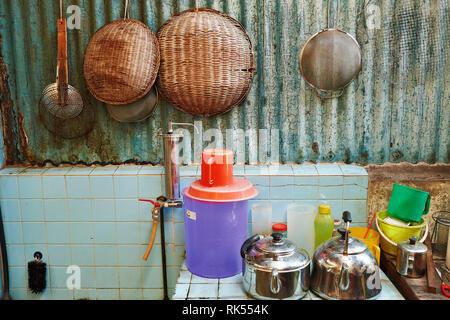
[{"xmin": 0, "ymin": 0, "xmax": 448, "ymax": 166}]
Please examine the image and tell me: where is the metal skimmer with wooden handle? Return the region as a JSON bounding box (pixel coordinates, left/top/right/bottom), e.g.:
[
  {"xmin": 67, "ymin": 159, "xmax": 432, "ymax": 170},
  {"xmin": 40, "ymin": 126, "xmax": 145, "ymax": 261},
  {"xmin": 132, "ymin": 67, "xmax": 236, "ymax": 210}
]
[{"xmin": 40, "ymin": 0, "xmax": 83, "ymax": 120}]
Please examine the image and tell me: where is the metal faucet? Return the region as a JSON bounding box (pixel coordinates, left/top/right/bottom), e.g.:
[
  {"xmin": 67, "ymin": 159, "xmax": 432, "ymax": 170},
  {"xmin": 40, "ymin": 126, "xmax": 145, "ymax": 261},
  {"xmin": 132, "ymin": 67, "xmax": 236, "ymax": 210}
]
[{"xmin": 141, "ymin": 121, "xmax": 198, "ymax": 300}]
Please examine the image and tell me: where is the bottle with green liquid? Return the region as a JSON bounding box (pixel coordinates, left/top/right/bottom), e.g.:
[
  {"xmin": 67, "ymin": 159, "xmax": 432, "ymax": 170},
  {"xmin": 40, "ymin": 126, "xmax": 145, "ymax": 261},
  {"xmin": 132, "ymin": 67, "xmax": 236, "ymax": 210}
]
[{"xmin": 314, "ymin": 204, "xmax": 334, "ymax": 249}]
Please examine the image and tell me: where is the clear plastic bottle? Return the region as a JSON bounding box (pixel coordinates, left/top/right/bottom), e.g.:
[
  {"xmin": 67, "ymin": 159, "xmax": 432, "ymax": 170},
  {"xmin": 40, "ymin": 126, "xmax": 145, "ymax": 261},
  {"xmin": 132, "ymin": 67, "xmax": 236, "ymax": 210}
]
[{"xmin": 314, "ymin": 204, "xmax": 334, "ymax": 249}]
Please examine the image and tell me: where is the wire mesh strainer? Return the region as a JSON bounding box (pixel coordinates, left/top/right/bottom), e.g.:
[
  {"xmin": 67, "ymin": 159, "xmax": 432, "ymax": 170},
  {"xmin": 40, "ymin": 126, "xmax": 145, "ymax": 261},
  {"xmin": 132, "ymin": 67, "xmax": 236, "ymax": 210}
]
[
  {"xmin": 431, "ymin": 210, "xmax": 450, "ymax": 257},
  {"xmin": 39, "ymin": 0, "xmax": 83, "ymax": 120}
]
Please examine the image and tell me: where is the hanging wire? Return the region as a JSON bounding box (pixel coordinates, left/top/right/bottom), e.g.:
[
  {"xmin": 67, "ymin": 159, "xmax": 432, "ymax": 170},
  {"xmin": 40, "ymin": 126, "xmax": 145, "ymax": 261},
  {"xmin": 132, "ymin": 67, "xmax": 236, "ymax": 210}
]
[
  {"xmin": 59, "ymin": 0, "xmax": 63, "ymax": 19},
  {"xmin": 327, "ymin": 0, "xmax": 331, "ymax": 28},
  {"xmin": 124, "ymin": 0, "xmax": 131, "ymax": 19},
  {"xmin": 335, "ymin": 0, "xmax": 340, "ymax": 28},
  {"xmin": 328, "ymin": 0, "xmax": 341, "ymax": 29}
]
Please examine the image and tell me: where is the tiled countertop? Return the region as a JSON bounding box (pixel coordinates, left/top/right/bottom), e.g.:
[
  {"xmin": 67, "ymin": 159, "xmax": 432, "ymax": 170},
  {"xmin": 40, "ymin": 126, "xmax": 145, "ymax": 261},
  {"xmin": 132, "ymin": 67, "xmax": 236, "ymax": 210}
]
[{"xmin": 172, "ymin": 260, "xmax": 405, "ymax": 300}]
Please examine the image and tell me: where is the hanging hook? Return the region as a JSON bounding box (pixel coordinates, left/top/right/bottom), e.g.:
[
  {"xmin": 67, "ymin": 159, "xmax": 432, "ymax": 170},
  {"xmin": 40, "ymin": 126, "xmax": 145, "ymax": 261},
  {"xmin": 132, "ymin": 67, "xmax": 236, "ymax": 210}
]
[{"xmin": 195, "ymin": 0, "xmax": 199, "ymax": 12}]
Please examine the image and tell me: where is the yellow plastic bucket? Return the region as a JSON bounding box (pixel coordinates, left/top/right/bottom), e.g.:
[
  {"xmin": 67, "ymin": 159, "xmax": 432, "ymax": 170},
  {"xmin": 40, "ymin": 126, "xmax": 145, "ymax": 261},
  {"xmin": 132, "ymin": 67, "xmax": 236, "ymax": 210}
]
[
  {"xmin": 349, "ymin": 227, "xmax": 381, "ymax": 264},
  {"xmin": 375, "ymin": 210, "xmax": 428, "ymax": 256}
]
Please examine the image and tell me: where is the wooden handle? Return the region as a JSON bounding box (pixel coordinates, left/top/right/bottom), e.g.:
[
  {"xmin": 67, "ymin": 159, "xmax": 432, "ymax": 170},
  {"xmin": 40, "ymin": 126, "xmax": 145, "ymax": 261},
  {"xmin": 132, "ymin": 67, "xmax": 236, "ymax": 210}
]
[
  {"xmin": 143, "ymin": 221, "xmax": 158, "ymax": 261},
  {"xmin": 424, "ymin": 234, "xmax": 441, "ymax": 294},
  {"xmin": 57, "ymin": 18, "xmax": 68, "ymax": 106}
]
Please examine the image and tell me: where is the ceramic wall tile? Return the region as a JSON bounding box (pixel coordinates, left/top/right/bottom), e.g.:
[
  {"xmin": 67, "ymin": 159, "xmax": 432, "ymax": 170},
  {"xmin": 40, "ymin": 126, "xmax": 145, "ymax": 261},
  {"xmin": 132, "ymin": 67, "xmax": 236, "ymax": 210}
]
[
  {"xmin": 42, "ymin": 175, "xmax": 66, "ymax": 199},
  {"xmin": 18, "ymin": 176, "xmax": 42, "ymax": 199},
  {"xmin": 138, "ymin": 175, "xmax": 162, "ymax": 199},
  {"xmin": 97, "ymin": 288, "xmax": 119, "ymax": 299},
  {"xmin": 1, "ymin": 199, "xmax": 21, "ymax": 221},
  {"xmin": 74, "ymin": 289, "xmax": 97, "ymax": 300},
  {"xmin": 113, "ymin": 176, "xmax": 138, "ymax": 199},
  {"xmin": 78, "ymin": 267, "xmax": 96, "ymax": 289},
  {"xmin": 46, "ymin": 222, "xmax": 70, "ymax": 244},
  {"xmin": 69, "ymin": 222, "xmax": 93, "ymax": 244},
  {"xmin": 93, "ymin": 222, "xmax": 116, "ymax": 244},
  {"xmin": 120, "ymin": 289, "xmax": 143, "ymax": 300},
  {"xmin": 6, "ymin": 244, "xmax": 25, "ymax": 266},
  {"xmin": 68, "ymin": 199, "xmax": 91, "ymax": 221},
  {"xmin": 90, "ymin": 176, "xmax": 114, "ymax": 199},
  {"xmin": 94, "ymin": 245, "xmax": 118, "ymax": 267},
  {"xmin": 66, "ymin": 176, "xmax": 91, "ymax": 199},
  {"xmin": 49, "ymin": 267, "xmax": 69, "ymax": 288},
  {"xmin": 292, "ymin": 164, "xmax": 318, "ymax": 176},
  {"xmin": 9, "ymin": 267, "xmax": 27, "ymax": 288},
  {"xmin": 90, "ymin": 166, "xmax": 118, "ymax": 176},
  {"xmin": 22, "ymin": 222, "xmax": 46, "ymax": 244},
  {"xmin": 189, "ymin": 283, "xmax": 218, "ymax": 299},
  {"xmin": 91, "ymin": 199, "xmax": 115, "ymax": 221},
  {"xmin": 319, "ymin": 186, "xmax": 344, "ymax": 200},
  {"xmin": 339, "ymin": 164, "xmax": 368, "ymax": 176},
  {"xmin": 294, "ymin": 185, "xmax": 318, "ymax": 200},
  {"xmin": 117, "ymin": 245, "xmax": 142, "ymax": 267},
  {"xmin": 139, "ymin": 166, "xmax": 165, "ymax": 175},
  {"xmin": 142, "ymin": 267, "xmax": 163, "ymax": 289},
  {"xmin": 95, "ymin": 267, "xmax": 119, "ymax": 289},
  {"xmin": 44, "ymin": 199, "xmax": 68, "ymax": 222},
  {"xmin": 116, "ymin": 222, "xmax": 140, "ymax": 244},
  {"xmin": 47, "ymin": 245, "xmax": 71, "ymax": 266},
  {"xmin": 143, "ymin": 288, "xmax": 164, "ymax": 300},
  {"xmin": 0, "ymin": 176, "xmax": 18, "ymax": 199},
  {"xmin": 116, "ymin": 199, "xmax": 139, "ymax": 221},
  {"xmin": 20, "ymin": 199, "xmax": 44, "ymax": 221},
  {"xmin": 71, "ymin": 245, "xmax": 94, "ymax": 266},
  {"xmin": 343, "ymin": 200, "xmax": 368, "ymax": 223},
  {"xmin": 119, "ymin": 267, "xmax": 142, "ymax": 289}
]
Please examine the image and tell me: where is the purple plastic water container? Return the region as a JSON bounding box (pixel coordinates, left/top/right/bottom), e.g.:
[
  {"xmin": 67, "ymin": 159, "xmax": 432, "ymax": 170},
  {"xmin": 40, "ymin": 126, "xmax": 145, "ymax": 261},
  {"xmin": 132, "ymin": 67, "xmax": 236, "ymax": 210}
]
[
  {"xmin": 183, "ymin": 149, "xmax": 258, "ymax": 278},
  {"xmin": 183, "ymin": 193, "xmax": 249, "ymax": 278}
]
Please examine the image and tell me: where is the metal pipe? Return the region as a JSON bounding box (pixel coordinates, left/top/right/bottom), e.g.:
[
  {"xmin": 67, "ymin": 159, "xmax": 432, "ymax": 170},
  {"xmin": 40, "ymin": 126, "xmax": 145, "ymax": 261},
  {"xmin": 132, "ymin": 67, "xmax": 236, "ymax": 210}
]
[
  {"xmin": 156, "ymin": 121, "xmax": 197, "ymax": 299},
  {"xmin": 162, "ymin": 134, "xmax": 182, "ymax": 201},
  {"xmin": 159, "ymin": 205, "xmax": 169, "ymax": 300},
  {"xmin": 0, "ymin": 206, "xmax": 11, "ymax": 300},
  {"xmin": 160, "ymin": 122, "xmax": 199, "ymax": 201}
]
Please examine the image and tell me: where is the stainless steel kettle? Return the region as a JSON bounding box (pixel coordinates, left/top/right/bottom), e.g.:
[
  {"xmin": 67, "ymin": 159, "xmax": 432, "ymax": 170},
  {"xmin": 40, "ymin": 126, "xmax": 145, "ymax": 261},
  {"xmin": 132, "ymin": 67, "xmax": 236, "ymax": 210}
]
[
  {"xmin": 311, "ymin": 211, "xmax": 382, "ymax": 300},
  {"xmin": 240, "ymin": 233, "xmax": 311, "ymax": 300},
  {"xmin": 396, "ymin": 236, "xmax": 427, "ymax": 278}
]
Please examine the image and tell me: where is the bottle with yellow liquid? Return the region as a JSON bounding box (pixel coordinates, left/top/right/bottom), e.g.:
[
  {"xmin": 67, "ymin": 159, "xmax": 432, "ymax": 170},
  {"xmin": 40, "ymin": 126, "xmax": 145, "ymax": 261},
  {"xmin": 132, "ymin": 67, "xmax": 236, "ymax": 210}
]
[{"xmin": 314, "ymin": 204, "xmax": 334, "ymax": 249}]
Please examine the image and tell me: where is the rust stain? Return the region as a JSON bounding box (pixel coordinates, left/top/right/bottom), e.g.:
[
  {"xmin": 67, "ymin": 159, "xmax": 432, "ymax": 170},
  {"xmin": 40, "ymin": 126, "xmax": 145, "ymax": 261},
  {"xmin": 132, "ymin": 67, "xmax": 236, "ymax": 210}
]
[
  {"xmin": 312, "ymin": 142, "xmax": 319, "ymax": 154},
  {"xmin": 0, "ymin": 33, "xmax": 19, "ymax": 165},
  {"xmin": 365, "ymin": 162, "xmax": 450, "ymax": 182},
  {"xmin": 17, "ymin": 112, "xmax": 34, "ymax": 163}
]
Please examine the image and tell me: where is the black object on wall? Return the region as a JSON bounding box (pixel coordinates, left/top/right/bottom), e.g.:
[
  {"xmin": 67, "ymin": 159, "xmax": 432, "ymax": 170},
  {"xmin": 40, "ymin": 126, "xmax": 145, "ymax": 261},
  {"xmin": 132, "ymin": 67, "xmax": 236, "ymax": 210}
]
[{"xmin": 0, "ymin": 206, "xmax": 11, "ymax": 300}]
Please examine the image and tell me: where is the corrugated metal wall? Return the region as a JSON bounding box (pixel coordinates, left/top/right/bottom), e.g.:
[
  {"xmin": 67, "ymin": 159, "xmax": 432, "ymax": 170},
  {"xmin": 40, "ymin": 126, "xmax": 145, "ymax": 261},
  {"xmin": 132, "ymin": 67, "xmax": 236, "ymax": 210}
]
[{"xmin": 0, "ymin": 0, "xmax": 448, "ymax": 166}]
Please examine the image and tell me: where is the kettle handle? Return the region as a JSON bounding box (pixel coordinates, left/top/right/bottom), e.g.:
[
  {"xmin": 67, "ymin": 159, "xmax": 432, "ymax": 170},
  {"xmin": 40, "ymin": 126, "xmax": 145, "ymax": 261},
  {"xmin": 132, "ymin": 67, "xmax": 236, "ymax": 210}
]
[
  {"xmin": 270, "ymin": 268, "xmax": 282, "ymax": 295},
  {"xmin": 376, "ymin": 216, "xmax": 429, "ymax": 247},
  {"xmin": 338, "ymin": 264, "xmax": 351, "ymax": 292},
  {"xmin": 240, "ymin": 234, "xmax": 264, "ymax": 259}
]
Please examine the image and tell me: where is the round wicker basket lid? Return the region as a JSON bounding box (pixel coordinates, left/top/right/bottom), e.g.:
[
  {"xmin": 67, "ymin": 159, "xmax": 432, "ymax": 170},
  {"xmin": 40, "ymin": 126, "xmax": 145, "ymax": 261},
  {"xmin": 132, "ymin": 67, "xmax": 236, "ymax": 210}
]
[
  {"xmin": 83, "ymin": 18, "xmax": 160, "ymax": 105},
  {"xmin": 156, "ymin": 8, "xmax": 255, "ymax": 117}
]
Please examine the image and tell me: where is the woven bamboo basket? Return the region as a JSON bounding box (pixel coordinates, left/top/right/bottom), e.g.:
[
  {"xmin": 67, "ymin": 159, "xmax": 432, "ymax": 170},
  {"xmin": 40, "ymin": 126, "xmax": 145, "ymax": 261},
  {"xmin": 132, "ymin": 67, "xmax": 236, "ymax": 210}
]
[
  {"xmin": 156, "ymin": 8, "xmax": 255, "ymax": 117},
  {"xmin": 83, "ymin": 19, "xmax": 160, "ymax": 105}
]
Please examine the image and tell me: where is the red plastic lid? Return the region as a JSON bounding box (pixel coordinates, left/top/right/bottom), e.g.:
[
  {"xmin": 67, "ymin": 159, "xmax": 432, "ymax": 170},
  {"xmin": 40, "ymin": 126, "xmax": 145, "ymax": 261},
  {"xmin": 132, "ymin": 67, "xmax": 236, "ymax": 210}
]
[
  {"xmin": 184, "ymin": 149, "xmax": 258, "ymax": 202},
  {"xmin": 272, "ymin": 223, "xmax": 287, "ymax": 232}
]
